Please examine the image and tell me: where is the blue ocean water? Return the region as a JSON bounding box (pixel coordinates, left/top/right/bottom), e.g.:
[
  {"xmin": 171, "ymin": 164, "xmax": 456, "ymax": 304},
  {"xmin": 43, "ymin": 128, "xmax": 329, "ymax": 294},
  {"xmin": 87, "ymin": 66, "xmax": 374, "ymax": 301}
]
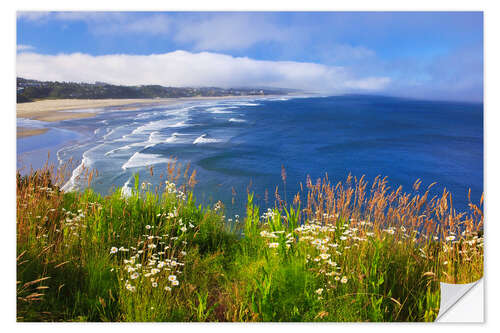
[{"xmin": 17, "ymin": 95, "xmax": 483, "ymax": 215}]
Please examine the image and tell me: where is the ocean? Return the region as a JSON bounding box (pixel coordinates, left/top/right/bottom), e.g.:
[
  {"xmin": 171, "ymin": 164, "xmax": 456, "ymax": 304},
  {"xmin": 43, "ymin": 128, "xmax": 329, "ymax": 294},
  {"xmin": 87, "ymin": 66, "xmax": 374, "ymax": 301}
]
[{"xmin": 17, "ymin": 95, "xmax": 483, "ymax": 216}]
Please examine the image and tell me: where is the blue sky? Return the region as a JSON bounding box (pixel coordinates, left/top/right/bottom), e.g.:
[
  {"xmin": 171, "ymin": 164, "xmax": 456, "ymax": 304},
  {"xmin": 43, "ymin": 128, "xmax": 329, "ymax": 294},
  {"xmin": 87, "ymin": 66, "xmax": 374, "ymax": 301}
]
[{"xmin": 16, "ymin": 11, "xmax": 483, "ymax": 102}]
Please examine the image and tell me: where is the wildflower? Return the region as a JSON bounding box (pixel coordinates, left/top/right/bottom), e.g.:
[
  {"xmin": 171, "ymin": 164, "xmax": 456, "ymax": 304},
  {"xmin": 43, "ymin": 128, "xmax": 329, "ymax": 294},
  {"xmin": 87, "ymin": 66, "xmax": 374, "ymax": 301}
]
[
  {"xmin": 340, "ymin": 236, "xmax": 347, "ymax": 241},
  {"xmin": 327, "ymin": 260, "xmax": 337, "ymax": 267},
  {"xmin": 164, "ymin": 286, "xmax": 172, "ymax": 291},
  {"xmin": 168, "ymin": 275, "xmax": 177, "ymax": 282},
  {"xmin": 335, "ymin": 276, "xmax": 340, "ymax": 281},
  {"xmin": 443, "ymin": 261, "xmax": 449, "ymax": 265},
  {"xmin": 384, "ymin": 229, "xmax": 395, "ymax": 235},
  {"xmin": 171, "ymin": 280, "xmax": 179, "ymax": 286},
  {"xmin": 180, "ymin": 226, "xmax": 187, "ymax": 233},
  {"xmin": 130, "ymin": 272, "xmax": 139, "ymax": 280},
  {"xmin": 125, "ymin": 284, "xmax": 136, "ymax": 292},
  {"xmin": 320, "ymin": 253, "xmax": 331, "ymax": 260},
  {"xmin": 110, "ymin": 247, "xmax": 118, "ymax": 254},
  {"xmin": 340, "ymin": 276, "xmax": 348, "ymax": 284},
  {"xmin": 145, "ymin": 225, "xmax": 151, "ymax": 230},
  {"xmin": 269, "ymin": 243, "xmax": 279, "ymax": 248},
  {"xmin": 152, "ymin": 282, "xmax": 158, "ymax": 288},
  {"xmin": 315, "ymin": 288, "xmax": 323, "ymax": 295},
  {"xmin": 148, "ymin": 244, "xmax": 157, "ymax": 249},
  {"xmin": 445, "ymin": 235, "xmax": 456, "ymax": 241}
]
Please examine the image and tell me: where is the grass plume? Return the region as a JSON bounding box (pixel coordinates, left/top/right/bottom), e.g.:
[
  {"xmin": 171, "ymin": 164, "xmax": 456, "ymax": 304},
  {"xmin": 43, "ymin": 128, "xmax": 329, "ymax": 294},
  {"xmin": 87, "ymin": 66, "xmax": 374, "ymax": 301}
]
[{"xmin": 16, "ymin": 162, "xmax": 483, "ymax": 322}]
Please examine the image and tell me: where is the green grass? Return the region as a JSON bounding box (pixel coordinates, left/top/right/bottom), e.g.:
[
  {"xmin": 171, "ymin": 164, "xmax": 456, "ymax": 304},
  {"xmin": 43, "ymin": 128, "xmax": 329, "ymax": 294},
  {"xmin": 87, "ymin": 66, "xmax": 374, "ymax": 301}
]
[{"xmin": 16, "ymin": 167, "xmax": 483, "ymax": 322}]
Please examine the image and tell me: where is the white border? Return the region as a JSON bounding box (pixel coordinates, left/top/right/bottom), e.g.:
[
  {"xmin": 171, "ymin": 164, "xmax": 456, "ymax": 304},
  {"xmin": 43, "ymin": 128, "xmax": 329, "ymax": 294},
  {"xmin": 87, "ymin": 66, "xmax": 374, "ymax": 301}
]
[{"xmin": 3, "ymin": 1, "xmax": 499, "ymax": 332}]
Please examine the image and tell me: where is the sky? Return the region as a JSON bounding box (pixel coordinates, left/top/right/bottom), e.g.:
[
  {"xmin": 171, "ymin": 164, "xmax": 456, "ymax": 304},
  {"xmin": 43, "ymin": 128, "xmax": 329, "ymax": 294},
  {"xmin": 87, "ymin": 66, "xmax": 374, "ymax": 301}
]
[{"xmin": 16, "ymin": 11, "xmax": 483, "ymax": 102}]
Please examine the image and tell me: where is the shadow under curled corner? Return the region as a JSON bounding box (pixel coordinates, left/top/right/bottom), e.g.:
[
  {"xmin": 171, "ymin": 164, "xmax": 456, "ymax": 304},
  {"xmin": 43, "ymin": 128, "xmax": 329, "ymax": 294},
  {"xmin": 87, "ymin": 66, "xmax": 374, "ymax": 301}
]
[{"xmin": 435, "ymin": 278, "xmax": 484, "ymax": 322}]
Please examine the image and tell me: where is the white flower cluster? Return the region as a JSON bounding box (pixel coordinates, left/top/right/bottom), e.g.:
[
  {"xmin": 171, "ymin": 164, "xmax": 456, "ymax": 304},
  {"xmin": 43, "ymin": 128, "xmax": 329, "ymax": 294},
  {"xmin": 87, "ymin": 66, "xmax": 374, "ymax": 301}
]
[
  {"xmin": 213, "ymin": 201, "xmax": 223, "ymax": 211},
  {"xmin": 261, "ymin": 208, "xmax": 277, "ymax": 220},
  {"xmin": 165, "ymin": 181, "xmax": 187, "ymax": 201},
  {"xmin": 110, "ymin": 225, "xmax": 187, "ymax": 293}
]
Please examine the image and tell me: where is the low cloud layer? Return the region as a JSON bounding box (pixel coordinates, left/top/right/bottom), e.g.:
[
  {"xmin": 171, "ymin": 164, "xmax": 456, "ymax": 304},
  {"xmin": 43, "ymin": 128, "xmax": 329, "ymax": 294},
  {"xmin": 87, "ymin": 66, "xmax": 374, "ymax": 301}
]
[
  {"xmin": 16, "ymin": 51, "xmax": 391, "ymax": 93},
  {"xmin": 173, "ymin": 14, "xmax": 291, "ymax": 51},
  {"xmin": 17, "ymin": 44, "xmax": 35, "ymax": 51}
]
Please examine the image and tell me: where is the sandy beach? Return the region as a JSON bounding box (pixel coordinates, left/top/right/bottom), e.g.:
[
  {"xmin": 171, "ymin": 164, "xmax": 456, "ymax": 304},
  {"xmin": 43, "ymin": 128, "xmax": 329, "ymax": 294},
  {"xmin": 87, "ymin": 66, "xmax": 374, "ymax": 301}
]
[
  {"xmin": 16, "ymin": 98, "xmax": 184, "ymax": 122},
  {"xmin": 17, "ymin": 127, "xmax": 49, "ymax": 138},
  {"xmin": 16, "ymin": 96, "xmax": 284, "ymax": 138},
  {"xmin": 16, "ymin": 96, "xmax": 273, "ymax": 123}
]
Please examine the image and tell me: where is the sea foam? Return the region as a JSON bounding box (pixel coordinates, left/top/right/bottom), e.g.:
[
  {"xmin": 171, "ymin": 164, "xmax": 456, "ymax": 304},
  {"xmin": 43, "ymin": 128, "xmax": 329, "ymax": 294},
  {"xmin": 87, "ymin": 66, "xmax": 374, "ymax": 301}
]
[
  {"xmin": 206, "ymin": 106, "xmax": 238, "ymax": 114},
  {"xmin": 61, "ymin": 153, "xmax": 92, "ymax": 192},
  {"xmin": 193, "ymin": 133, "xmax": 222, "ymax": 144},
  {"xmin": 132, "ymin": 119, "xmax": 187, "ymax": 135},
  {"xmin": 165, "ymin": 132, "xmax": 191, "ymax": 143},
  {"xmin": 121, "ymin": 178, "xmax": 133, "ymax": 197},
  {"xmin": 229, "ymin": 118, "xmax": 246, "ymax": 123},
  {"xmin": 122, "ymin": 152, "xmax": 173, "ymax": 169}
]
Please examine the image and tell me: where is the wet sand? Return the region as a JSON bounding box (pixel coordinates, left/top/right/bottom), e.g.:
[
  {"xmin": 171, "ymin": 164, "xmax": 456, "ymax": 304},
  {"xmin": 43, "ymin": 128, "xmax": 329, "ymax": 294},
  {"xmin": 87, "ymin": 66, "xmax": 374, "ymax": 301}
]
[
  {"xmin": 16, "ymin": 96, "xmax": 271, "ymax": 123},
  {"xmin": 16, "ymin": 98, "xmax": 181, "ymax": 122},
  {"xmin": 17, "ymin": 127, "xmax": 49, "ymax": 138}
]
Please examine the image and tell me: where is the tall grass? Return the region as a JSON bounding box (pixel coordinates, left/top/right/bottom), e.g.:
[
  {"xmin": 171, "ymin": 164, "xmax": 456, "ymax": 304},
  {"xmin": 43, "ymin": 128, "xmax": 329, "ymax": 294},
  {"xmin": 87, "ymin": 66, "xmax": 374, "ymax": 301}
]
[{"xmin": 16, "ymin": 162, "xmax": 483, "ymax": 322}]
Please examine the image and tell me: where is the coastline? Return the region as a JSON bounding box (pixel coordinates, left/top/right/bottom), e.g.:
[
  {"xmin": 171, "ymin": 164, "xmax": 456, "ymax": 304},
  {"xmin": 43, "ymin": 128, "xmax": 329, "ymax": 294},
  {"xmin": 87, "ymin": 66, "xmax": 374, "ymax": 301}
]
[
  {"xmin": 17, "ymin": 127, "xmax": 49, "ymax": 138},
  {"xmin": 16, "ymin": 95, "xmax": 280, "ymax": 123}
]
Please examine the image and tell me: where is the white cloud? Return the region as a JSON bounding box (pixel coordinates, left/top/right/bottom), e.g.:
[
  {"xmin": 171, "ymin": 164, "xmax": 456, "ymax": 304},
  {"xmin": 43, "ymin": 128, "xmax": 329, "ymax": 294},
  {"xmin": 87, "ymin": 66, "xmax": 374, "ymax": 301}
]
[
  {"xmin": 17, "ymin": 44, "xmax": 35, "ymax": 51},
  {"xmin": 173, "ymin": 14, "xmax": 291, "ymax": 51},
  {"xmin": 18, "ymin": 12, "xmax": 170, "ymax": 35},
  {"xmin": 331, "ymin": 44, "xmax": 375, "ymax": 60},
  {"xmin": 345, "ymin": 77, "xmax": 391, "ymax": 90},
  {"xmin": 17, "ymin": 12, "xmax": 290, "ymax": 49},
  {"xmin": 120, "ymin": 15, "xmax": 170, "ymax": 34},
  {"xmin": 17, "ymin": 11, "xmax": 51, "ymax": 21},
  {"xmin": 16, "ymin": 51, "xmax": 390, "ymax": 93},
  {"xmin": 78, "ymin": 13, "xmax": 170, "ymax": 35},
  {"xmin": 313, "ymin": 44, "xmax": 377, "ymax": 66}
]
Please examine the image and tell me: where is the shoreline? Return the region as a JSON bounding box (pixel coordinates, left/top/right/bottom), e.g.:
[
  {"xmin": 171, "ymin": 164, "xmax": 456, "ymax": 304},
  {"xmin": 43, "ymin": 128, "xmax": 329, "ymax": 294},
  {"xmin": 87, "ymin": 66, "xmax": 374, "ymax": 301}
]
[
  {"xmin": 16, "ymin": 95, "xmax": 284, "ymax": 123},
  {"xmin": 17, "ymin": 127, "xmax": 49, "ymax": 138}
]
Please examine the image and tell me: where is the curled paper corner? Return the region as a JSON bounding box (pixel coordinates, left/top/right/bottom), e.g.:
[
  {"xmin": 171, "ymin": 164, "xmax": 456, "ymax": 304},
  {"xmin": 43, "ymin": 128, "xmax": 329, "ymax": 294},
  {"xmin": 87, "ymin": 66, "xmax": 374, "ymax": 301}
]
[{"xmin": 435, "ymin": 278, "xmax": 483, "ymax": 322}]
